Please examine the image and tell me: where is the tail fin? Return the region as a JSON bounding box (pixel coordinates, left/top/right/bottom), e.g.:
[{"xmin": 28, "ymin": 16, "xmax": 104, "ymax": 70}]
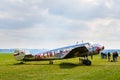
[{"xmin": 14, "ymin": 49, "xmax": 25, "ymax": 61}]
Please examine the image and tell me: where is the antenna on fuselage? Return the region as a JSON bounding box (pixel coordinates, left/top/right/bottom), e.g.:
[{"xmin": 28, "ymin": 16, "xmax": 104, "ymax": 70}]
[
  {"xmin": 76, "ymin": 41, "xmax": 78, "ymax": 44},
  {"xmin": 82, "ymin": 40, "xmax": 83, "ymax": 43}
]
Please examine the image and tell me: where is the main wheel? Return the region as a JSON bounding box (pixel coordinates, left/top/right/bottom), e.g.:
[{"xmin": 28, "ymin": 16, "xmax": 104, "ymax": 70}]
[
  {"xmin": 82, "ymin": 60, "xmax": 91, "ymax": 66},
  {"xmin": 85, "ymin": 60, "xmax": 91, "ymax": 66}
]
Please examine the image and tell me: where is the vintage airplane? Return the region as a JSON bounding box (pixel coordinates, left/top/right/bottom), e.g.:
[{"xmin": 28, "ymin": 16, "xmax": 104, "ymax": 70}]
[{"xmin": 13, "ymin": 42, "xmax": 104, "ymax": 65}]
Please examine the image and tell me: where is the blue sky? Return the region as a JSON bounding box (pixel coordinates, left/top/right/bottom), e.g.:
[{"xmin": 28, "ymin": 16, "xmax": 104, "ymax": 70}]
[{"xmin": 0, "ymin": 0, "xmax": 120, "ymax": 49}]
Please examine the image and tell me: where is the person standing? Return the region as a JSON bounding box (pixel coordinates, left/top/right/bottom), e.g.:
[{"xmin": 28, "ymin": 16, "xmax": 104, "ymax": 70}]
[
  {"xmin": 107, "ymin": 52, "xmax": 111, "ymax": 62},
  {"xmin": 112, "ymin": 51, "xmax": 118, "ymax": 62},
  {"xmin": 112, "ymin": 52, "xmax": 116, "ymax": 62},
  {"xmin": 115, "ymin": 51, "xmax": 118, "ymax": 62}
]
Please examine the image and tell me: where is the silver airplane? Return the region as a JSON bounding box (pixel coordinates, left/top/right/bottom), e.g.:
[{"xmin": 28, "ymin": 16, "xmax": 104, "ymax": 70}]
[{"xmin": 14, "ymin": 42, "xmax": 104, "ymax": 65}]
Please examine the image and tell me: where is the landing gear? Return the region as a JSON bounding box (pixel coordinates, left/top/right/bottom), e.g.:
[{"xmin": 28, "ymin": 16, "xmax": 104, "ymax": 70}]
[
  {"xmin": 79, "ymin": 58, "xmax": 91, "ymax": 66},
  {"xmin": 82, "ymin": 59, "xmax": 91, "ymax": 66},
  {"xmin": 49, "ymin": 60, "xmax": 53, "ymax": 64},
  {"xmin": 15, "ymin": 61, "xmax": 24, "ymax": 65},
  {"xmin": 20, "ymin": 61, "xmax": 24, "ymax": 64}
]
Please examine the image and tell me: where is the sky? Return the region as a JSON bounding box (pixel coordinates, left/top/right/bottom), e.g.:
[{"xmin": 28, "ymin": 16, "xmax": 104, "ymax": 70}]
[{"xmin": 0, "ymin": 0, "xmax": 120, "ymax": 49}]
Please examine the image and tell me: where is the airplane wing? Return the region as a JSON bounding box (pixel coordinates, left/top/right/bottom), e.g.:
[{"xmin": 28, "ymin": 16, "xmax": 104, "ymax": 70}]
[{"xmin": 63, "ymin": 46, "xmax": 89, "ymax": 59}]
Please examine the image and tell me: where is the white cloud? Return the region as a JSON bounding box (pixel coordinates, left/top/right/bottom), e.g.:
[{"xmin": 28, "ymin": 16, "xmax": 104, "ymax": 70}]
[{"xmin": 0, "ymin": 0, "xmax": 120, "ymax": 49}]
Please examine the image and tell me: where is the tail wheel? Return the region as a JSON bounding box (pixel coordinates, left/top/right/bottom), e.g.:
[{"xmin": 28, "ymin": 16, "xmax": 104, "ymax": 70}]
[{"xmin": 20, "ymin": 61, "xmax": 24, "ymax": 64}]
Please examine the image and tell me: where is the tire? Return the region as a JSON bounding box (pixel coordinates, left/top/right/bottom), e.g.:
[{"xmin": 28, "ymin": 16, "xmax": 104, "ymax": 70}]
[
  {"xmin": 82, "ymin": 60, "xmax": 91, "ymax": 66},
  {"xmin": 85, "ymin": 60, "xmax": 91, "ymax": 66}
]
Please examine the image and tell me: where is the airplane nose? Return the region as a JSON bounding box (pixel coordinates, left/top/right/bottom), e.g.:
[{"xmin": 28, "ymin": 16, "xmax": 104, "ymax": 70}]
[
  {"xmin": 96, "ymin": 46, "xmax": 104, "ymax": 53},
  {"xmin": 96, "ymin": 47, "xmax": 101, "ymax": 53}
]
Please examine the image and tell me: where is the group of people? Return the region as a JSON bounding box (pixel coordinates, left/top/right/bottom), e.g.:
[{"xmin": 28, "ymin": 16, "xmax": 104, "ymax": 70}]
[
  {"xmin": 107, "ymin": 51, "xmax": 118, "ymax": 62},
  {"xmin": 101, "ymin": 51, "xmax": 119, "ymax": 62}
]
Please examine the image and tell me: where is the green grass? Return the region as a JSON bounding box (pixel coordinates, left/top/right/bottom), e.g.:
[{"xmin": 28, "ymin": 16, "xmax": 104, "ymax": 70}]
[{"xmin": 0, "ymin": 53, "xmax": 120, "ymax": 80}]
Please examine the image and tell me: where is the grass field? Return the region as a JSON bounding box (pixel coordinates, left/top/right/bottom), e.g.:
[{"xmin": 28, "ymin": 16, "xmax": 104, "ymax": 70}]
[{"xmin": 0, "ymin": 53, "xmax": 120, "ymax": 80}]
